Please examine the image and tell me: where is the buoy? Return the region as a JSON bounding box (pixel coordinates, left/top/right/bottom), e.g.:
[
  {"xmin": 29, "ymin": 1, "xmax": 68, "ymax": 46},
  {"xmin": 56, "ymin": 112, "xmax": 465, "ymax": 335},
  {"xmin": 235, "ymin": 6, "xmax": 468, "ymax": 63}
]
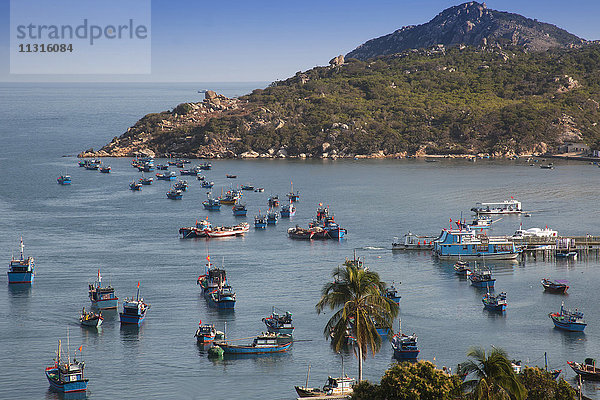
[{"xmin": 208, "ymin": 344, "xmax": 224, "ymax": 358}]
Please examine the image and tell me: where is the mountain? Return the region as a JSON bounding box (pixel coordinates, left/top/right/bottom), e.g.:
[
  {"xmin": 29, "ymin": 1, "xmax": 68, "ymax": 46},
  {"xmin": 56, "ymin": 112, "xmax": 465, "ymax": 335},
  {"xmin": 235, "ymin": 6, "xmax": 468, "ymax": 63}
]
[{"xmin": 346, "ymin": 2, "xmax": 585, "ymax": 61}]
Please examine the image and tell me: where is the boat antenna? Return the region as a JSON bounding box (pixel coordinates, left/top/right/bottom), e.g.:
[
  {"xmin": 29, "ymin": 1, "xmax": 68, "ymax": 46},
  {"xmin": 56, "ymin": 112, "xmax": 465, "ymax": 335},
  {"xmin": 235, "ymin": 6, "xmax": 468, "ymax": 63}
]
[
  {"xmin": 19, "ymin": 236, "xmax": 24, "ymax": 260},
  {"xmin": 67, "ymin": 327, "xmax": 71, "ymax": 365},
  {"xmin": 136, "ymin": 281, "xmax": 140, "ymax": 301}
]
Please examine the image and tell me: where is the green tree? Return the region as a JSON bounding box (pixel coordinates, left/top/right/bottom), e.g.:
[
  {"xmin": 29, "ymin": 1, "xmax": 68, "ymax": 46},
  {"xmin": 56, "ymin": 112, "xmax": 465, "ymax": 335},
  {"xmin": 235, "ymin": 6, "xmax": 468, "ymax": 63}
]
[
  {"xmin": 462, "ymin": 347, "xmax": 527, "ymax": 400},
  {"xmin": 316, "ymin": 262, "xmax": 399, "ymax": 381},
  {"xmin": 518, "ymin": 367, "xmax": 575, "ymax": 400},
  {"xmin": 352, "ymin": 361, "xmax": 463, "ymax": 400}
]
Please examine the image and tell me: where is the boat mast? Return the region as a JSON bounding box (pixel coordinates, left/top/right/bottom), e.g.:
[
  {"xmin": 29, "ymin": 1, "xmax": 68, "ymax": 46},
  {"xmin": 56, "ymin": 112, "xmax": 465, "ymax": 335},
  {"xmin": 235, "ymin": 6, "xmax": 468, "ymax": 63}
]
[
  {"xmin": 305, "ymin": 364, "xmax": 311, "ymax": 388},
  {"xmin": 19, "ymin": 237, "xmax": 24, "ymax": 260},
  {"xmin": 544, "ymin": 352, "xmax": 548, "ymax": 371},
  {"xmin": 67, "ymin": 328, "xmax": 71, "ymax": 365}
]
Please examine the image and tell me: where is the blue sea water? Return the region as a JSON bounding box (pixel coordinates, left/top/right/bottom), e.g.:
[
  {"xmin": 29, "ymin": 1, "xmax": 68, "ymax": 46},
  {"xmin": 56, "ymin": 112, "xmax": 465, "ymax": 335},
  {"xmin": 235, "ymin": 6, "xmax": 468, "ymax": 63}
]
[{"xmin": 1, "ymin": 83, "xmax": 600, "ymax": 399}]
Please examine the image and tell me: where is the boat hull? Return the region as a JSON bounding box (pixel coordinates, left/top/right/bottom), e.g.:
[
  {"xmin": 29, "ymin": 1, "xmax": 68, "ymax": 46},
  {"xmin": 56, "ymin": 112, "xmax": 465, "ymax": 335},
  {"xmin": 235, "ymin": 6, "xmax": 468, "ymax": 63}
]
[
  {"xmin": 551, "ymin": 317, "xmax": 586, "ymax": 332},
  {"xmin": 470, "ymin": 279, "xmax": 496, "ymax": 288},
  {"xmin": 233, "ymin": 210, "xmax": 247, "ymax": 216},
  {"xmin": 568, "ymin": 362, "xmax": 600, "ymax": 380},
  {"xmin": 119, "ymin": 312, "xmax": 146, "ymax": 326},
  {"xmin": 90, "ymin": 298, "xmax": 118, "ymax": 310},
  {"xmin": 80, "ymin": 317, "xmax": 103, "ymax": 327},
  {"xmin": 437, "ymin": 253, "xmax": 519, "ymax": 260},
  {"xmin": 7, "ymin": 271, "xmax": 34, "ymax": 284},
  {"xmin": 45, "ymin": 368, "xmax": 88, "ymax": 393},
  {"xmin": 208, "ymin": 299, "xmax": 235, "ymax": 309},
  {"xmin": 393, "ymin": 349, "xmax": 420, "ymax": 360},
  {"xmin": 219, "ymin": 341, "xmax": 292, "ymax": 354},
  {"xmin": 483, "ymin": 303, "xmax": 506, "ymax": 312}
]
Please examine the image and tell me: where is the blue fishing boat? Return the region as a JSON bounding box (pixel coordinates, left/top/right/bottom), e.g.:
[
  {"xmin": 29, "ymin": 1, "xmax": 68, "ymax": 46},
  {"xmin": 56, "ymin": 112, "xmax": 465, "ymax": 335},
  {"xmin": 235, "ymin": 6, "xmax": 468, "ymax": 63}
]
[
  {"xmin": 45, "ymin": 339, "xmax": 88, "ymax": 393},
  {"xmin": 139, "ymin": 176, "xmax": 153, "ymax": 185},
  {"xmin": 482, "ymin": 291, "xmax": 507, "ymax": 312},
  {"xmin": 129, "ymin": 181, "xmax": 142, "ymax": 191},
  {"xmin": 179, "ymin": 219, "xmax": 212, "ymax": 238},
  {"xmin": 280, "ymin": 202, "xmax": 296, "ymax": 218},
  {"xmin": 433, "ymin": 229, "xmax": 520, "ymax": 260},
  {"xmin": 203, "ymin": 193, "xmax": 221, "ymax": 210},
  {"xmin": 88, "ymin": 269, "xmax": 118, "ymax": 309},
  {"xmin": 156, "ymin": 171, "xmax": 177, "ymax": 181},
  {"xmin": 156, "ymin": 164, "xmax": 168, "ymax": 170},
  {"xmin": 7, "ymin": 237, "xmax": 35, "ymax": 284},
  {"xmin": 241, "ymin": 184, "xmax": 254, "ymax": 191},
  {"xmin": 99, "ymin": 166, "xmax": 111, "ymax": 173},
  {"xmin": 268, "ymin": 195, "xmax": 280, "ymax": 208},
  {"xmin": 166, "ymin": 188, "xmax": 183, "ymax": 200},
  {"xmin": 391, "ymin": 333, "xmax": 419, "ymax": 360},
  {"xmin": 208, "ymin": 285, "xmax": 236, "ymax": 309},
  {"xmin": 321, "ymin": 216, "xmax": 347, "ymax": 239},
  {"xmin": 232, "ymin": 203, "xmax": 247, "ymax": 216},
  {"xmin": 549, "ymin": 302, "xmax": 587, "ymax": 332},
  {"xmin": 195, "ymin": 322, "xmax": 224, "ymax": 344},
  {"xmin": 267, "ymin": 209, "xmax": 279, "ymax": 225},
  {"xmin": 173, "ymin": 180, "xmax": 188, "ymax": 191},
  {"xmin": 255, "ymin": 212, "xmax": 267, "ymax": 229},
  {"xmin": 263, "ymin": 307, "xmax": 294, "ymax": 335},
  {"xmin": 385, "ymin": 284, "xmax": 401, "ymax": 304},
  {"xmin": 197, "ymin": 258, "xmax": 226, "ymax": 295},
  {"xmin": 201, "ymin": 180, "xmax": 214, "ymax": 188},
  {"xmin": 467, "ymin": 267, "xmax": 496, "ymax": 288},
  {"xmin": 199, "ymin": 162, "xmax": 212, "ymax": 170},
  {"xmin": 57, "ymin": 175, "xmax": 71, "ymax": 185},
  {"xmin": 84, "ymin": 161, "xmax": 100, "ymax": 170},
  {"xmin": 217, "ymin": 333, "xmax": 292, "ymax": 355},
  {"xmin": 287, "ymin": 182, "xmax": 300, "ymax": 202},
  {"xmin": 119, "ymin": 283, "xmax": 149, "ymax": 326}
]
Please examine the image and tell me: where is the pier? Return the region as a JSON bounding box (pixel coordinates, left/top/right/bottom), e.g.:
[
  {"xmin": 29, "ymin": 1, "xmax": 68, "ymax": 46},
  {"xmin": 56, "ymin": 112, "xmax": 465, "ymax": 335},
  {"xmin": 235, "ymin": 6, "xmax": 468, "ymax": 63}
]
[{"xmin": 513, "ymin": 236, "xmax": 600, "ymax": 260}]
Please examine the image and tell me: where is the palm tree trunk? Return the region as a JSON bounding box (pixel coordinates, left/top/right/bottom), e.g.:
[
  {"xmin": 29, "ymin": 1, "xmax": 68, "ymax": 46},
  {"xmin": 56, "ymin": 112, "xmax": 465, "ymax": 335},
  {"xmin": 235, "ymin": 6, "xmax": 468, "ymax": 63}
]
[{"xmin": 358, "ymin": 343, "xmax": 363, "ymax": 382}]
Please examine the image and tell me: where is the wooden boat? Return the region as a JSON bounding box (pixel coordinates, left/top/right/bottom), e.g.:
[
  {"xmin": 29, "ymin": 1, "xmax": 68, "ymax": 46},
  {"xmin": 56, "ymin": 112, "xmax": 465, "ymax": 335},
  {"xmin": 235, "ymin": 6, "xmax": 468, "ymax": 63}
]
[
  {"xmin": 392, "ymin": 232, "xmax": 436, "ymax": 250},
  {"xmin": 45, "ymin": 339, "xmax": 88, "ymax": 393},
  {"xmin": 226, "ymin": 174, "xmax": 237, "ymax": 179},
  {"xmin": 241, "ymin": 184, "xmax": 254, "ymax": 190},
  {"xmin": 391, "ymin": 332, "xmax": 419, "ymax": 360},
  {"xmin": 7, "ymin": 237, "xmax": 35, "ymax": 284},
  {"xmin": 119, "ymin": 283, "xmax": 149, "ymax": 326},
  {"xmin": 57, "ymin": 175, "xmax": 72, "ymax": 185},
  {"xmin": 267, "ymin": 209, "xmax": 279, "ymax": 225},
  {"xmin": 280, "ymin": 202, "xmax": 296, "ymax": 218},
  {"xmin": 195, "ymin": 322, "xmax": 224, "ymax": 344},
  {"xmin": 156, "ymin": 164, "xmax": 168, "ymax": 170},
  {"xmin": 295, "ymin": 373, "xmax": 355, "ymax": 398},
  {"xmin": 454, "ymin": 260, "xmax": 470, "ymax": 276},
  {"xmin": 232, "ymin": 203, "xmax": 247, "ymax": 216},
  {"xmin": 129, "ymin": 181, "xmax": 142, "ymax": 191},
  {"xmin": 217, "ymin": 332, "xmax": 292, "ymax": 354},
  {"xmin": 482, "ymin": 291, "xmax": 507, "ymax": 312},
  {"xmin": 201, "ymin": 180, "xmax": 214, "ymax": 188},
  {"xmin": 208, "ymin": 285, "xmax": 236, "ymax": 309},
  {"xmin": 204, "ymin": 223, "xmax": 249, "ymax": 238},
  {"xmin": 541, "ymin": 279, "xmax": 569, "ymax": 294},
  {"xmin": 203, "ymin": 193, "xmax": 221, "ymax": 210},
  {"xmin": 268, "ymin": 195, "xmax": 280, "ymax": 207},
  {"xmin": 385, "ymin": 284, "xmax": 401, "ymax": 304},
  {"xmin": 263, "ymin": 307, "xmax": 294, "ymax": 335},
  {"xmin": 197, "ymin": 259, "xmax": 226, "ymax": 295},
  {"xmin": 78, "ymin": 160, "xmax": 87, "ymax": 167},
  {"xmin": 254, "ymin": 187, "xmax": 265, "ymax": 192},
  {"xmin": 179, "ymin": 168, "xmax": 200, "ymax": 176},
  {"xmin": 196, "ymin": 174, "xmax": 205, "ymax": 181},
  {"xmin": 88, "ymin": 270, "xmax": 118, "ymax": 309},
  {"xmin": 199, "ymin": 162, "xmax": 212, "ymax": 170},
  {"xmin": 79, "ymin": 307, "xmax": 103, "ymax": 328},
  {"xmin": 467, "ymin": 268, "xmax": 495, "ymax": 288},
  {"xmin": 540, "ymin": 164, "xmax": 555, "ymax": 169},
  {"xmin": 139, "ymin": 176, "xmax": 153, "ymax": 185},
  {"xmin": 155, "ymin": 171, "xmax": 177, "ymax": 181},
  {"xmin": 549, "ymin": 302, "xmax": 586, "ymax": 332},
  {"xmin": 179, "ymin": 219, "xmax": 212, "ymax": 238},
  {"xmin": 255, "ymin": 212, "xmax": 267, "ymax": 229},
  {"xmin": 287, "ymin": 182, "xmax": 300, "ymax": 202},
  {"xmin": 568, "ymin": 358, "xmax": 600, "ymax": 380},
  {"xmin": 173, "ymin": 180, "xmax": 188, "ymax": 191},
  {"xmin": 288, "ymin": 226, "xmax": 315, "ymax": 240},
  {"xmin": 166, "ymin": 188, "xmax": 183, "ymax": 200},
  {"xmin": 219, "ymin": 193, "xmax": 239, "ymax": 205},
  {"xmin": 99, "ymin": 166, "xmax": 111, "ymax": 173}
]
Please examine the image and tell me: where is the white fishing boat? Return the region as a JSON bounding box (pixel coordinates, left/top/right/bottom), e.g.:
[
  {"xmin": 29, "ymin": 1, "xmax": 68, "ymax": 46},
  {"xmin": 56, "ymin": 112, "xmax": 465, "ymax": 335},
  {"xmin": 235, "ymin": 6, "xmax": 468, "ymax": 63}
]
[
  {"xmin": 471, "ymin": 199, "xmax": 522, "ymax": 215},
  {"xmin": 392, "ymin": 232, "xmax": 437, "ymax": 250}
]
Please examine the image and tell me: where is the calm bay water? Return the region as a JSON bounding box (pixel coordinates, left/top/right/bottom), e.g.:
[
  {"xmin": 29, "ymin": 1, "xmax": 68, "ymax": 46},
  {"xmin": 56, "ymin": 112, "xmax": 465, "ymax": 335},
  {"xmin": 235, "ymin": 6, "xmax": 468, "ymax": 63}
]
[{"xmin": 1, "ymin": 83, "xmax": 600, "ymax": 399}]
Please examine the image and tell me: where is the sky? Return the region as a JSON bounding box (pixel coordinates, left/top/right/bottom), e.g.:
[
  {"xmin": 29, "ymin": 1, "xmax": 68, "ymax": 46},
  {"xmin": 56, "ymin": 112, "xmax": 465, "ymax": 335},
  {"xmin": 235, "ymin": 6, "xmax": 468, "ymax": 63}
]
[{"xmin": 1, "ymin": 0, "xmax": 599, "ymax": 83}]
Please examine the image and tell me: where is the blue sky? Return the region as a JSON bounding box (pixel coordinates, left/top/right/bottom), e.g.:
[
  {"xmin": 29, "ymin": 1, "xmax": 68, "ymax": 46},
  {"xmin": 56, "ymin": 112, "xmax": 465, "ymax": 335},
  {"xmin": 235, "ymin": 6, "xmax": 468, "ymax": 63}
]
[{"xmin": 1, "ymin": 0, "xmax": 599, "ymax": 82}]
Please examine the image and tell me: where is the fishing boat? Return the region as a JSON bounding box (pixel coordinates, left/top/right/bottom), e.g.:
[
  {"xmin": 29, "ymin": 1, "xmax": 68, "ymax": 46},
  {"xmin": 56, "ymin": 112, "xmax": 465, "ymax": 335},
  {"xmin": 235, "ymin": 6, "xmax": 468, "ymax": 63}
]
[
  {"xmin": 287, "ymin": 182, "xmax": 300, "ymax": 202},
  {"xmin": 204, "ymin": 223, "xmax": 249, "ymax": 238},
  {"xmin": 194, "ymin": 321, "xmax": 224, "ymax": 344},
  {"xmin": 540, "ymin": 164, "xmax": 555, "ymax": 169},
  {"xmin": 217, "ymin": 332, "xmax": 292, "ymax": 355},
  {"xmin": 391, "ymin": 332, "xmax": 419, "ymax": 360},
  {"xmin": 196, "ymin": 174, "xmax": 205, "ymax": 181},
  {"xmin": 179, "ymin": 219, "xmax": 212, "ymax": 238},
  {"xmin": 295, "ymin": 373, "xmax": 355, "ymax": 398},
  {"xmin": 482, "ymin": 291, "xmax": 507, "ymax": 312},
  {"xmin": 567, "ymin": 358, "xmax": 600, "ymax": 380},
  {"xmin": 457, "ymin": 215, "xmax": 495, "ymax": 230},
  {"xmin": 45, "ymin": 339, "xmax": 88, "ymax": 393},
  {"xmin": 288, "ymin": 226, "xmax": 315, "ymax": 240},
  {"xmin": 139, "ymin": 176, "xmax": 153, "ymax": 185},
  {"xmin": 541, "ymin": 279, "xmax": 569, "ymax": 294},
  {"xmin": 280, "ymin": 202, "xmax": 296, "ymax": 218},
  {"xmin": 263, "ymin": 307, "xmax": 294, "ymax": 335},
  {"xmin": 555, "ymin": 238, "xmax": 578, "ymax": 259},
  {"xmin": 166, "ymin": 188, "xmax": 183, "ymax": 200},
  {"xmin": 88, "ymin": 270, "xmax": 118, "ymax": 309},
  {"xmin": 226, "ymin": 174, "xmax": 237, "ymax": 179},
  {"xmin": 548, "ymin": 302, "xmax": 586, "ymax": 332},
  {"xmin": 471, "ymin": 199, "xmax": 523, "ymax": 215},
  {"xmin": 119, "ymin": 283, "xmax": 150, "ymax": 326},
  {"xmin": 219, "ymin": 191, "xmax": 240, "ymax": 205},
  {"xmin": 79, "ymin": 307, "xmax": 103, "ymax": 328},
  {"xmin": 254, "ymin": 187, "xmax": 265, "ymax": 192},
  {"xmin": 7, "ymin": 237, "xmax": 35, "ymax": 284},
  {"xmin": 179, "ymin": 167, "xmax": 200, "ymax": 176},
  {"xmin": 255, "ymin": 212, "xmax": 267, "ymax": 229},
  {"xmin": 512, "ymin": 225, "xmax": 558, "ymax": 239},
  {"xmin": 268, "ymin": 195, "xmax": 280, "ymax": 208},
  {"xmin": 129, "ymin": 181, "xmax": 142, "ymax": 191},
  {"xmin": 99, "ymin": 166, "xmax": 111, "ymax": 173},
  {"xmin": 202, "ymin": 193, "xmax": 221, "ymax": 210},
  {"xmin": 199, "ymin": 162, "xmax": 212, "ymax": 170},
  {"xmin": 392, "ymin": 232, "xmax": 437, "ymax": 250},
  {"xmin": 241, "ymin": 184, "xmax": 255, "ymax": 190},
  {"xmin": 467, "ymin": 268, "xmax": 496, "ymax": 288},
  {"xmin": 57, "ymin": 175, "xmax": 72, "ymax": 185},
  {"xmin": 197, "ymin": 258, "xmax": 226, "ymax": 295},
  {"xmin": 232, "ymin": 203, "xmax": 247, "ymax": 216},
  {"xmin": 84, "ymin": 162, "xmax": 100, "ymax": 171},
  {"xmin": 173, "ymin": 180, "xmax": 188, "ymax": 191},
  {"xmin": 156, "ymin": 171, "xmax": 177, "ymax": 181},
  {"xmin": 267, "ymin": 209, "xmax": 279, "ymax": 225},
  {"xmin": 385, "ymin": 284, "xmax": 401, "ymax": 304},
  {"xmin": 78, "ymin": 160, "xmax": 87, "ymax": 167},
  {"xmin": 156, "ymin": 164, "xmax": 168, "ymax": 170},
  {"xmin": 433, "ymin": 229, "xmax": 520, "ymax": 260},
  {"xmin": 454, "ymin": 260, "xmax": 470, "ymax": 277},
  {"xmin": 208, "ymin": 285, "xmax": 236, "ymax": 309},
  {"xmin": 201, "ymin": 180, "xmax": 214, "ymax": 188},
  {"xmin": 319, "ymin": 216, "xmax": 347, "ymax": 239}
]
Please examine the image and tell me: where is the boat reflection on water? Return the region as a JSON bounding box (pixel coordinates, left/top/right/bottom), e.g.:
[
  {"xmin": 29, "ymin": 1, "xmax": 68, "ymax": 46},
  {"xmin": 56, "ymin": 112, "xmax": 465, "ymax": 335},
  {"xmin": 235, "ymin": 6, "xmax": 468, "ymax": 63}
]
[
  {"xmin": 120, "ymin": 323, "xmax": 143, "ymax": 343},
  {"xmin": 45, "ymin": 388, "xmax": 87, "ymax": 400}
]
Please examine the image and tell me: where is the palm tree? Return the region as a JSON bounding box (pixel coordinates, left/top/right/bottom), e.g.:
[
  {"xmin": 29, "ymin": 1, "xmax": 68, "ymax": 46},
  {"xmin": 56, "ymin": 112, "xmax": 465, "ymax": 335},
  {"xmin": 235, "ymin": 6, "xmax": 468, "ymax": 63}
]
[
  {"xmin": 462, "ymin": 346, "xmax": 526, "ymax": 400},
  {"xmin": 316, "ymin": 261, "xmax": 399, "ymax": 381}
]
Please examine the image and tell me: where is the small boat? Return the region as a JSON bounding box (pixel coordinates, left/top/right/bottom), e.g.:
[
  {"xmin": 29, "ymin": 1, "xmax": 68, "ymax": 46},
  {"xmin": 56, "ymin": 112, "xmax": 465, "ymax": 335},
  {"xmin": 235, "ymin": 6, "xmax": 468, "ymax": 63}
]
[
  {"xmin": 392, "ymin": 232, "xmax": 436, "ymax": 250},
  {"xmin": 88, "ymin": 270, "xmax": 118, "ymax": 309},
  {"xmin": 241, "ymin": 184, "xmax": 255, "ymax": 190},
  {"xmin": 84, "ymin": 162, "xmax": 100, "ymax": 170},
  {"xmin": 199, "ymin": 162, "xmax": 212, "ymax": 170},
  {"xmin": 137, "ymin": 163, "xmax": 154, "ymax": 172},
  {"xmin": 320, "ymin": 216, "xmax": 347, "ymax": 239},
  {"xmin": 166, "ymin": 188, "xmax": 183, "ymax": 200},
  {"xmin": 79, "ymin": 307, "xmax": 103, "ymax": 328},
  {"xmin": 45, "ymin": 339, "xmax": 88, "ymax": 393},
  {"xmin": 156, "ymin": 164, "xmax": 169, "ymax": 170},
  {"xmin": 194, "ymin": 322, "xmax": 224, "ymax": 344},
  {"xmin": 391, "ymin": 332, "xmax": 419, "ymax": 360},
  {"xmin": 482, "ymin": 291, "xmax": 507, "ymax": 312},
  {"xmin": 226, "ymin": 174, "xmax": 237, "ymax": 179},
  {"xmin": 568, "ymin": 358, "xmax": 600, "ymax": 380},
  {"xmin": 203, "ymin": 193, "xmax": 221, "ymax": 210},
  {"xmin": 219, "ymin": 192, "xmax": 240, "ymax": 205},
  {"xmin": 173, "ymin": 180, "xmax": 188, "ymax": 191},
  {"xmin": 555, "ymin": 238, "xmax": 577, "ymax": 259},
  {"xmin": 7, "ymin": 237, "xmax": 35, "ymax": 284},
  {"xmin": 57, "ymin": 175, "xmax": 72, "ymax": 185},
  {"xmin": 139, "ymin": 176, "xmax": 153, "ymax": 185},
  {"xmin": 204, "ymin": 223, "xmax": 249, "ymax": 238},
  {"xmin": 471, "ymin": 199, "xmax": 523, "ymax": 215},
  {"xmin": 208, "ymin": 285, "xmax": 236, "ymax": 309},
  {"xmin": 179, "ymin": 219, "xmax": 212, "ymax": 238},
  {"xmin": 201, "ymin": 180, "xmax": 214, "ymax": 188},
  {"xmin": 232, "ymin": 203, "xmax": 247, "ymax": 216},
  {"xmin": 254, "ymin": 187, "xmax": 265, "ymax": 192},
  {"xmin": 119, "ymin": 284, "xmax": 150, "ymax": 326},
  {"xmin": 288, "ymin": 226, "xmax": 314, "ymax": 240},
  {"xmin": 541, "ymin": 279, "xmax": 569, "ymax": 294},
  {"xmin": 155, "ymin": 171, "xmax": 177, "ymax": 181},
  {"xmin": 287, "ymin": 182, "xmax": 300, "ymax": 202},
  {"xmin": 540, "ymin": 164, "xmax": 555, "ymax": 169},
  {"xmin": 99, "ymin": 166, "xmax": 111, "ymax": 173},
  {"xmin": 197, "ymin": 258, "xmax": 226, "ymax": 295},
  {"xmin": 217, "ymin": 332, "xmax": 292, "ymax": 355},
  {"xmin": 454, "ymin": 260, "xmax": 470, "ymax": 277},
  {"xmin": 263, "ymin": 307, "xmax": 294, "ymax": 335},
  {"xmin": 280, "ymin": 202, "xmax": 296, "ymax": 218},
  {"xmin": 255, "ymin": 212, "xmax": 267, "ymax": 229},
  {"xmin": 385, "ymin": 284, "xmax": 401, "ymax": 304},
  {"xmin": 467, "ymin": 268, "xmax": 496, "ymax": 288},
  {"xmin": 267, "ymin": 209, "xmax": 279, "ymax": 225},
  {"xmin": 196, "ymin": 174, "xmax": 205, "ymax": 181},
  {"xmin": 78, "ymin": 160, "xmax": 87, "ymax": 167},
  {"xmin": 129, "ymin": 181, "xmax": 142, "ymax": 191},
  {"xmin": 549, "ymin": 302, "xmax": 586, "ymax": 332},
  {"xmin": 179, "ymin": 168, "xmax": 199, "ymax": 176},
  {"xmin": 268, "ymin": 195, "xmax": 280, "ymax": 208},
  {"xmin": 295, "ymin": 373, "xmax": 355, "ymax": 398}
]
